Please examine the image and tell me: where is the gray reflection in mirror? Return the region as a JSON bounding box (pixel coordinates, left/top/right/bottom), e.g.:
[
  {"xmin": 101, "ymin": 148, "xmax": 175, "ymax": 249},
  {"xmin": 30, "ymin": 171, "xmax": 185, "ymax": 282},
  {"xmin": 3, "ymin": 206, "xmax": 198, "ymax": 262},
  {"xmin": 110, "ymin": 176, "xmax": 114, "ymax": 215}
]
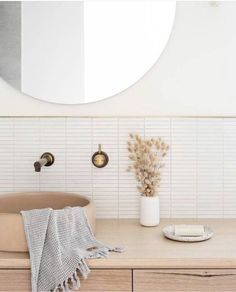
[{"xmin": 0, "ymin": 1, "xmax": 21, "ymax": 90}]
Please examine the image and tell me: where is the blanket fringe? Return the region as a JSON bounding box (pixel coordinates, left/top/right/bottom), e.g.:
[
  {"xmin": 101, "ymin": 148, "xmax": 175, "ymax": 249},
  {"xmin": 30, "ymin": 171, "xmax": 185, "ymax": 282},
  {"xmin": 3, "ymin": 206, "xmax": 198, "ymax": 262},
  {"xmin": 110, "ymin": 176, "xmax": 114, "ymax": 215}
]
[
  {"xmin": 53, "ymin": 258, "xmax": 90, "ymax": 292},
  {"xmin": 86, "ymin": 246, "xmax": 109, "ymax": 259},
  {"xmin": 52, "ymin": 246, "xmax": 125, "ymax": 292}
]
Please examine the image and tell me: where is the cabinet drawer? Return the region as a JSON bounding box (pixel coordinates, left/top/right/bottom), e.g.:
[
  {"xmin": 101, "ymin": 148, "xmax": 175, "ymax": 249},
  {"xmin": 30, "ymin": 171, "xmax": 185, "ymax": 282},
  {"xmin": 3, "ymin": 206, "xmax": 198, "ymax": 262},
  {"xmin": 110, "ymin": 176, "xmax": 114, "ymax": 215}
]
[
  {"xmin": 0, "ymin": 269, "xmax": 31, "ymax": 292},
  {"xmin": 0, "ymin": 269, "xmax": 132, "ymax": 292},
  {"xmin": 79, "ymin": 269, "xmax": 132, "ymax": 292},
  {"xmin": 133, "ymin": 269, "xmax": 236, "ymax": 292}
]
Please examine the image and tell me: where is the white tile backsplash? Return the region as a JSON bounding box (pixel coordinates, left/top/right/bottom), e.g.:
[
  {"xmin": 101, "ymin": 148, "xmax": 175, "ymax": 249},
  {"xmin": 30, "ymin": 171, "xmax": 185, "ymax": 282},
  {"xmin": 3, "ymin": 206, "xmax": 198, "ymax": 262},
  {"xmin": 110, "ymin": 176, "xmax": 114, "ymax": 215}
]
[
  {"xmin": 171, "ymin": 118, "xmax": 197, "ymax": 218},
  {"xmin": 1, "ymin": 117, "xmax": 236, "ymax": 218}
]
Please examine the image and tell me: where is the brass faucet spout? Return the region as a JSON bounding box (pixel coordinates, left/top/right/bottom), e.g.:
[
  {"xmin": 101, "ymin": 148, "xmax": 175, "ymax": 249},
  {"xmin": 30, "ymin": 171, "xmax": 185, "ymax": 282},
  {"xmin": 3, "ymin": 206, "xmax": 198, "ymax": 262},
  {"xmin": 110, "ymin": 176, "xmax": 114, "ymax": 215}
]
[{"xmin": 34, "ymin": 152, "xmax": 55, "ymax": 172}]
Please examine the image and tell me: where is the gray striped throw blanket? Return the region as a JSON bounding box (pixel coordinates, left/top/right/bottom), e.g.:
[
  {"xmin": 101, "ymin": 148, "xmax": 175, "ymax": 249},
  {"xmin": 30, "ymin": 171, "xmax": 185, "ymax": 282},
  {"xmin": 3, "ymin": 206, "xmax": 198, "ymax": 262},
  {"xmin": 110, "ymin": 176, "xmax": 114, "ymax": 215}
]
[{"xmin": 21, "ymin": 207, "xmax": 124, "ymax": 292}]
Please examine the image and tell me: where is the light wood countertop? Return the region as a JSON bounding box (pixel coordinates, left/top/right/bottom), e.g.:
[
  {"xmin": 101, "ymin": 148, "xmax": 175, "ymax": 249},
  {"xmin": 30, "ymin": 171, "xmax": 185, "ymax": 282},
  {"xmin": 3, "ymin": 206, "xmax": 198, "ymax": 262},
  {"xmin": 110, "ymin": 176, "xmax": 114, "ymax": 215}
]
[{"xmin": 0, "ymin": 219, "xmax": 236, "ymax": 269}]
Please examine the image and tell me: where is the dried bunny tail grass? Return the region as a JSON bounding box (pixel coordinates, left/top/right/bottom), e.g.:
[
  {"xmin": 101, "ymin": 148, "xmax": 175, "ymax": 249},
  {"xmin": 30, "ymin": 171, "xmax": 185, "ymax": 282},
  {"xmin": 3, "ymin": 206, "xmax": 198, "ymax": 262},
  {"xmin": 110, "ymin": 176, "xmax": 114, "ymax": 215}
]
[{"xmin": 127, "ymin": 133, "xmax": 169, "ymax": 197}]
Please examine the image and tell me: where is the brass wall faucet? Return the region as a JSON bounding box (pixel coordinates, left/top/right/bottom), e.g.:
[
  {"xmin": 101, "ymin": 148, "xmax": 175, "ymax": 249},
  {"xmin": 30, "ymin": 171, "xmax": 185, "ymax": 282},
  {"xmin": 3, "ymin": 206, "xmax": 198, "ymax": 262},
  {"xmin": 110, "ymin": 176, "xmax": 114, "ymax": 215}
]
[{"xmin": 34, "ymin": 152, "xmax": 55, "ymax": 172}]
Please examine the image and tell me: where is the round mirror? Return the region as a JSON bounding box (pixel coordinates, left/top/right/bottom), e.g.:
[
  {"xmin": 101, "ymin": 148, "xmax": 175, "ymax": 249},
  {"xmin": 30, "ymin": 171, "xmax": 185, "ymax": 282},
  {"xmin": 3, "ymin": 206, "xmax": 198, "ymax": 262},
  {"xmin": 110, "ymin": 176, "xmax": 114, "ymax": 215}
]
[{"xmin": 0, "ymin": 1, "xmax": 176, "ymax": 104}]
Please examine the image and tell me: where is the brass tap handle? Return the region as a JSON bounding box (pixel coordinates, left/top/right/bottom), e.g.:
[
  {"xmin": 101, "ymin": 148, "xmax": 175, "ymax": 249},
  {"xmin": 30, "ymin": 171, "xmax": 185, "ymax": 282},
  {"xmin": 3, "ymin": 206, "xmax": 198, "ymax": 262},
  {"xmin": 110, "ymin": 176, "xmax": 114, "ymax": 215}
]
[
  {"xmin": 92, "ymin": 145, "xmax": 109, "ymax": 168},
  {"xmin": 41, "ymin": 152, "xmax": 55, "ymax": 166}
]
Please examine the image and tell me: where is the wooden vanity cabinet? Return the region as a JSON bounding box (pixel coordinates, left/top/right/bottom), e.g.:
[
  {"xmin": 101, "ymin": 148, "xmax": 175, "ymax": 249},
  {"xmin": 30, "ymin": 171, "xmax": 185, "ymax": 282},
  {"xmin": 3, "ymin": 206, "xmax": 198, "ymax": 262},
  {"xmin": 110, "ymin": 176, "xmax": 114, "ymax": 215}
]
[
  {"xmin": 0, "ymin": 269, "xmax": 132, "ymax": 292},
  {"xmin": 1, "ymin": 268, "xmax": 236, "ymax": 292},
  {"xmin": 1, "ymin": 220, "xmax": 236, "ymax": 291},
  {"xmin": 133, "ymin": 269, "xmax": 236, "ymax": 292}
]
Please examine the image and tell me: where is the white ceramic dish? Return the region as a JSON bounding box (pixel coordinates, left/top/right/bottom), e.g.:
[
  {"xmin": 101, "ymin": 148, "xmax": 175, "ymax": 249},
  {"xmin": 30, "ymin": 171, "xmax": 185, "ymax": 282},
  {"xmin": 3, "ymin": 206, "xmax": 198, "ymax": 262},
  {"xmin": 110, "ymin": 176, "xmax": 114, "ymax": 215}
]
[{"xmin": 162, "ymin": 225, "xmax": 213, "ymax": 242}]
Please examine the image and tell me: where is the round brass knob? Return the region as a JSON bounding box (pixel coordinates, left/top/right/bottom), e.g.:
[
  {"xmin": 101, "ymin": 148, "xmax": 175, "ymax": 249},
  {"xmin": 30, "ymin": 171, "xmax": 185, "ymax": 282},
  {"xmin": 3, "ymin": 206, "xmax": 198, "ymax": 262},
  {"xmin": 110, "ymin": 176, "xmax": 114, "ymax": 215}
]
[{"xmin": 92, "ymin": 144, "xmax": 109, "ymax": 168}]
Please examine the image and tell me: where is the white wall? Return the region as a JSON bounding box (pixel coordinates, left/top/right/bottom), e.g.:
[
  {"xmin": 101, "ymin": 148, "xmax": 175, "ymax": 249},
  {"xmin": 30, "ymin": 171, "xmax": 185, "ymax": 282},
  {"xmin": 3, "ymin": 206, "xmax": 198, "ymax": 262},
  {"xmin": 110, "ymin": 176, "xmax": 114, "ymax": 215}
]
[
  {"xmin": 83, "ymin": 1, "xmax": 175, "ymax": 103},
  {"xmin": 21, "ymin": 2, "xmax": 85, "ymax": 104},
  {"xmin": 0, "ymin": 1, "xmax": 235, "ymax": 116}
]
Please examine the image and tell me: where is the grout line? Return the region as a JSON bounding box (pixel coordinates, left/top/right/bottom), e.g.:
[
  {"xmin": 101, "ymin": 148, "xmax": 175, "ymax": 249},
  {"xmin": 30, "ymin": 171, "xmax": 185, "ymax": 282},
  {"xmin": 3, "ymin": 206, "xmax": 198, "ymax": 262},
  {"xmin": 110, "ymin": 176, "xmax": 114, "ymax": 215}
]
[
  {"xmin": 12, "ymin": 118, "xmax": 15, "ymax": 193},
  {"xmin": 144, "ymin": 117, "xmax": 146, "ymax": 139},
  {"xmin": 91, "ymin": 117, "xmax": 94, "ymax": 201},
  {"xmin": 65, "ymin": 117, "xmax": 68, "ymax": 192},
  {"xmin": 37, "ymin": 117, "xmax": 40, "ymax": 191},
  {"xmin": 3, "ymin": 115, "xmax": 236, "ymax": 118},
  {"xmin": 38, "ymin": 118, "xmax": 41, "ymax": 191},
  {"xmin": 117, "ymin": 118, "xmax": 120, "ymax": 219},
  {"xmin": 167, "ymin": 118, "xmax": 171, "ymax": 219},
  {"xmin": 196, "ymin": 117, "xmax": 198, "ymax": 220},
  {"xmin": 222, "ymin": 118, "xmax": 225, "ymax": 218},
  {"xmin": 170, "ymin": 118, "xmax": 172, "ymax": 219}
]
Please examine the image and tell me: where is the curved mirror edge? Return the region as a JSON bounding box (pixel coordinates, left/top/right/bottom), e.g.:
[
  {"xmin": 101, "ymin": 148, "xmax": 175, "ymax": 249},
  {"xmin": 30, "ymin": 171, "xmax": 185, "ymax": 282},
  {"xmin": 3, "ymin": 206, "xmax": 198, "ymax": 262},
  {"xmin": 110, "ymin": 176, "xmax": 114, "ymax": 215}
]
[{"xmin": 0, "ymin": 1, "xmax": 176, "ymax": 105}]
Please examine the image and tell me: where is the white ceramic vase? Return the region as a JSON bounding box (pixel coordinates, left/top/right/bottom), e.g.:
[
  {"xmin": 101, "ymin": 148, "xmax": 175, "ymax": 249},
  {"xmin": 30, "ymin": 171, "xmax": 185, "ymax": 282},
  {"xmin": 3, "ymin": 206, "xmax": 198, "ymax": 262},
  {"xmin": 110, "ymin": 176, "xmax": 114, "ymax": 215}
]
[{"xmin": 140, "ymin": 196, "xmax": 160, "ymax": 227}]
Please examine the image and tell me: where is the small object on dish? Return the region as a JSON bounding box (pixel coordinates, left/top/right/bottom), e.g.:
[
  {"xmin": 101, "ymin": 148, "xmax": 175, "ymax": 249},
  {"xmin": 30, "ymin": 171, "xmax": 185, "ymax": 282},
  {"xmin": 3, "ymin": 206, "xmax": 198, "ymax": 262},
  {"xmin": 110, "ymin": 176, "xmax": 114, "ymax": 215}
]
[
  {"xmin": 174, "ymin": 225, "xmax": 205, "ymax": 237},
  {"xmin": 163, "ymin": 225, "xmax": 213, "ymax": 242}
]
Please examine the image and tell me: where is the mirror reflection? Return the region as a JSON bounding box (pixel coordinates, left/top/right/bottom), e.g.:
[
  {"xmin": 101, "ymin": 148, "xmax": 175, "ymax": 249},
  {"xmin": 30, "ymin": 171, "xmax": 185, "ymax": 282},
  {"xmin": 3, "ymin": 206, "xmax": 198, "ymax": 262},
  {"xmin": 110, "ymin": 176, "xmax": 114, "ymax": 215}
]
[{"xmin": 0, "ymin": 1, "xmax": 176, "ymax": 104}]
